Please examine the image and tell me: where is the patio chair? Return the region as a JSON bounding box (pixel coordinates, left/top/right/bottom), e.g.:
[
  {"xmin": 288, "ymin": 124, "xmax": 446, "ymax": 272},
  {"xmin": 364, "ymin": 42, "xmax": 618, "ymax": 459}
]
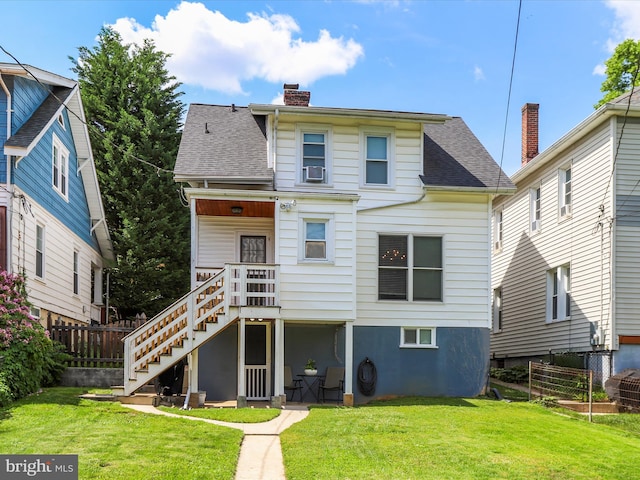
[
  {"xmin": 319, "ymin": 366, "xmax": 344, "ymax": 403},
  {"xmin": 284, "ymin": 365, "xmax": 303, "ymax": 402}
]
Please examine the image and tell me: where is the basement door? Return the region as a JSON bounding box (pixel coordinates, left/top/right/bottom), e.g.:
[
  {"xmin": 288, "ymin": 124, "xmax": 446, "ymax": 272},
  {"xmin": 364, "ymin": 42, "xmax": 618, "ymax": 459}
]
[{"xmin": 245, "ymin": 323, "xmax": 271, "ymax": 400}]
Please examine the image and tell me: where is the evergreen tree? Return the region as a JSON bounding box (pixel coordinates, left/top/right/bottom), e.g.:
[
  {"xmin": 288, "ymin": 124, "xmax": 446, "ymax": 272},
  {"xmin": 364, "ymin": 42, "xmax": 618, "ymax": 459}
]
[
  {"xmin": 71, "ymin": 27, "xmax": 190, "ymax": 318},
  {"xmin": 595, "ymin": 39, "xmax": 640, "ymax": 109}
]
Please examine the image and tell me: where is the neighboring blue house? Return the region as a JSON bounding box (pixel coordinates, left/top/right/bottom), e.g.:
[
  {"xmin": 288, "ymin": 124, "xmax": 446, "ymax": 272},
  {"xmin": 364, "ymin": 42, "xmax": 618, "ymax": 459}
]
[
  {"xmin": 119, "ymin": 85, "xmax": 514, "ymax": 405},
  {"xmin": 0, "ymin": 63, "xmax": 113, "ymax": 325}
]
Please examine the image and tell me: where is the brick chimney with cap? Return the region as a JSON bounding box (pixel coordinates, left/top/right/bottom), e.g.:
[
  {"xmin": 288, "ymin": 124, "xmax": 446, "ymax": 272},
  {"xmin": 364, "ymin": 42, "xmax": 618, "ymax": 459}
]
[
  {"xmin": 283, "ymin": 83, "xmax": 310, "ymax": 107},
  {"xmin": 521, "ymin": 103, "xmax": 539, "ymax": 166}
]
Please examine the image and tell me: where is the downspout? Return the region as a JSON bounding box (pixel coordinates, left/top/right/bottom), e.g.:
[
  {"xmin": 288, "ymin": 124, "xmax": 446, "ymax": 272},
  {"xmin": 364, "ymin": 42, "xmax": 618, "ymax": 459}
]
[
  {"xmin": 358, "ymin": 189, "xmax": 426, "ymax": 212},
  {"xmin": 273, "ymin": 108, "xmax": 279, "ymax": 190},
  {"xmin": 0, "ymin": 73, "xmax": 13, "ymax": 274}
]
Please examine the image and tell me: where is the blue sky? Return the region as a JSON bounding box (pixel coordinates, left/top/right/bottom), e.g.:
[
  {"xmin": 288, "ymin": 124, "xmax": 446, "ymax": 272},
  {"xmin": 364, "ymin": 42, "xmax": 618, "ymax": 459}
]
[{"xmin": 2, "ymin": 0, "xmax": 638, "ymax": 175}]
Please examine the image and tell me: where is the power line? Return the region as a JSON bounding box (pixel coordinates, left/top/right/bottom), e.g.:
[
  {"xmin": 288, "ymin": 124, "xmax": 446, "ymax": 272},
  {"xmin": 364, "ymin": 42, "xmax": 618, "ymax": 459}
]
[
  {"xmin": 0, "ymin": 44, "xmax": 174, "ymax": 176},
  {"xmin": 495, "ymin": 0, "xmax": 522, "ymax": 194},
  {"xmin": 595, "ymin": 51, "xmax": 640, "ymax": 217}
]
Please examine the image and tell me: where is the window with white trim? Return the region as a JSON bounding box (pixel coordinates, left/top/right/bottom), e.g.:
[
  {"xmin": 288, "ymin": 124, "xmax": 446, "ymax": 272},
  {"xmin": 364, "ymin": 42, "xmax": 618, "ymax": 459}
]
[
  {"xmin": 299, "ymin": 214, "xmax": 334, "ymax": 262},
  {"xmin": 530, "ymin": 186, "xmax": 541, "ymax": 233},
  {"xmin": 301, "ymin": 131, "xmax": 327, "ymax": 183},
  {"xmin": 36, "ymin": 224, "xmax": 45, "ymax": 279},
  {"xmin": 400, "ymin": 327, "xmax": 437, "ymax": 348},
  {"xmin": 365, "ymin": 135, "xmax": 389, "ymax": 185},
  {"xmin": 304, "ymin": 221, "xmax": 326, "ymax": 259},
  {"xmin": 559, "ymin": 167, "xmax": 572, "ymax": 218},
  {"xmin": 493, "ymin": 287, "xmax": 503, "ymax": 332},
  {"xmin": 493, "ymin": 209, "xmax": 503, "ymax": 251},
  {"xmin": 52, "ymin": 134, "xmax": 69, "ymax": 198},
  {"xmin": 73, "ymin": 250, "xmax": 80, "ymax": 295},
  {"xmin": 378, "ymin": 235, "xmax": 442, "ymax": 301},
  {"xmin": 547, "ymin": 265, "xmax": 571, "ymax": 322}
]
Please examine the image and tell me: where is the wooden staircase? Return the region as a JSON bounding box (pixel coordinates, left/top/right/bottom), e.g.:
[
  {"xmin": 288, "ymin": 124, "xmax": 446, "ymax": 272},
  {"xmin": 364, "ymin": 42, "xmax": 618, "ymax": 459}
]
[{"xmin": 113, "ymin": 264, "xmax": 279, "ymax": 396}]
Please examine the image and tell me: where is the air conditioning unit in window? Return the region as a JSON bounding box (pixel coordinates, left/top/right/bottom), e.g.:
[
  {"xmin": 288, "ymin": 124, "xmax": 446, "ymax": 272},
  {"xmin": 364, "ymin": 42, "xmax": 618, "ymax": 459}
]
[
  {"xmin": 304, "ymin": 166, "xmax": 325, "ymax": 182},
  {"xmin": 560, "ymin": 204, "xmax": 572, "ymax": 217}
]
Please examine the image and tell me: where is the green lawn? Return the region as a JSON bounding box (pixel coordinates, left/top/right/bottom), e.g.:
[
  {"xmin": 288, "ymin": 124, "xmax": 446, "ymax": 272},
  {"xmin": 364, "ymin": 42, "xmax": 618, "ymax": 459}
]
[
  {"xmin": 3, "ymin": 388, "xmax": 640, "ymax": 480},
  {"xmin": 156, "ymin": 404, "xmax": 281, "ymax": 423},
  {"xmin": 0, "ymin": 388, "xmax": 242, "ymax": 480},
  {"xmin": 280, "ymin": 397, "xmax": 640, "ymax": 480}
]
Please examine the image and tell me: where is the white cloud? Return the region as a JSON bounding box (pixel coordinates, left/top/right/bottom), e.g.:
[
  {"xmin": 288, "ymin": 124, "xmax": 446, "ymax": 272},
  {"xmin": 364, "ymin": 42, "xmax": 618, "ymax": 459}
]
[
  {"xmin": 605, "ymin": 0, "xmax": 640, "ymax": 46},
  {"xmin": 473, "ymin": 65, "xmax": 485, "ymax": 81},
  {"xmin": 110, "ymin": 1, "xmax": 364, "ymax": 95},
  {"xmin": 593, "ymin": 64, "xmax": 606, "ymax": 76}
]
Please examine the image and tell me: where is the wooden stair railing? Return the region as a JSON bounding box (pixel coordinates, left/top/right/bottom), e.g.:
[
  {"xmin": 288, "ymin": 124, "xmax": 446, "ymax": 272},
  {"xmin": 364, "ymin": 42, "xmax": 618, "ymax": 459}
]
[{"xmin": 121, "ymin": 268, "xmax": 230, "ymax": 395}]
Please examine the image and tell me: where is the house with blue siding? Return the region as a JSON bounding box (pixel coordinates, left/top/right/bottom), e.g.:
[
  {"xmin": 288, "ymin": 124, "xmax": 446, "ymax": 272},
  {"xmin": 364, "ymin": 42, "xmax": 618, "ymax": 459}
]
[
  {"xmin": 0, "ymin": 63, "xmax": 113, "ymax": 326},
  {"xmin": 118, "ymin": 85, "xmax": 514, "ymax": 405}
]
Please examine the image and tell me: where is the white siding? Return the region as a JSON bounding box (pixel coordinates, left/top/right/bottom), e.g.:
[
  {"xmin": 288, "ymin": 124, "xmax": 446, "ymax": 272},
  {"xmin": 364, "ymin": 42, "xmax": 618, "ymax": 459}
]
[
  {"xmin": 10, "ymin": 191, "xmax": 105, "ymax": 324},
  {"xmin": 197, "ymin": 217, "xmax": 275, "ymax": 268},
  {"xmin": 277, "ymin": 198, "xmax": 356, "ymax": 322},
  {"xmin": 492, "ymin": 122, "xmax": 613, "ymax": 356},
  {"xmin": 273, "ymin": 116, "xmax": 425, "ymax": 208},
  {"xmin": 614, "ymin": 118, "xmax": 640, "ymax": 337},
  {"xmin": 357, "ymin": 192, "xmax": 491, "ymax": 328}
]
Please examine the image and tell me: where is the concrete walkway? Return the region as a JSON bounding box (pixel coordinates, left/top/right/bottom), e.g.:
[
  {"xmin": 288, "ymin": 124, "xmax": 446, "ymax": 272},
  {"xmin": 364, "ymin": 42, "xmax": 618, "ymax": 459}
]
[{"xmin": 123, "ymin": 404, "xmax": 309, "ymax": 479}]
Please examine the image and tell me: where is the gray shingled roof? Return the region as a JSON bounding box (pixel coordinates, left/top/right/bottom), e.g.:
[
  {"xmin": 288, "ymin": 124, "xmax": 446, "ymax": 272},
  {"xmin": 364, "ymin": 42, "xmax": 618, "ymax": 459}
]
[
  {"xmin": 174, "ymin": 104, "xmax": 271, "ymax": 182},
  {"xmin": 609, "ymin": 88, "xmax": 640, "ymax": 105},
  {"xmin": 421, "ymin": 117, "xmax": 515, "ymax": 191},
  {"xmin": 4, "ymin": 86, "xmax": 73, "ymax": 149}
]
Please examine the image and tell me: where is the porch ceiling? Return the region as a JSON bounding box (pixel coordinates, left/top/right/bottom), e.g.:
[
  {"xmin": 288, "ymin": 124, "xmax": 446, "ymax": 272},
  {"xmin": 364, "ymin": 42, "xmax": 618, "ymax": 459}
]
[{"xmin": 196, "ymin": 199, "xmax": 275, "ymax": 218}]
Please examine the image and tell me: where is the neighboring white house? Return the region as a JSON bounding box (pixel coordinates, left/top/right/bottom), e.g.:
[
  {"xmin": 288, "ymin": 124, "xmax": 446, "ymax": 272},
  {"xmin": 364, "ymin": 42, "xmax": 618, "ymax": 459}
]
[
  {"xmin": 0, "ymin": 63, "xmax": 113, "ymax": 326},
  {"xmin": 120, "ymin": 85, "xmax": 514, "ymax": 405},
  {"xmin": 491, "ymin": 94, "xmax": 640, "ymax": 383}
]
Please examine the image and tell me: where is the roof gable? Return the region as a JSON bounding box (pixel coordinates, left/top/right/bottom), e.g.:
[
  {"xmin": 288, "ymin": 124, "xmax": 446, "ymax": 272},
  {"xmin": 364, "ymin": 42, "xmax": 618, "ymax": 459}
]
[
  {"xmin": 421, "ymin": 117, "xmax": 515, "ymax": 192},
  {"xmin": 174, "ymin": 104, "xmax": 271, "ymax": 184}
]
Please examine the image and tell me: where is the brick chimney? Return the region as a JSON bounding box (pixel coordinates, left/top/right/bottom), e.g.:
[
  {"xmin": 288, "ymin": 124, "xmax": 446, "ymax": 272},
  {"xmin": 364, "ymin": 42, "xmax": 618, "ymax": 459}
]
[
  {"xmin": 283, "ymin": 83, "xmax": 310, "ymax": 107},
  {"xmin": 521, "ymin": 103, "xmax": 539, "ymax": 166}
]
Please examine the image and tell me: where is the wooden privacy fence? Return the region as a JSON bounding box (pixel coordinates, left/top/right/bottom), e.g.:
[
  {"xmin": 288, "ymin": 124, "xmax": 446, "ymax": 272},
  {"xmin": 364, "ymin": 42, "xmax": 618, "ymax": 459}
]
[{"xmin": 47, "ymin": 316, "xmax": 147, "ymax": 368}]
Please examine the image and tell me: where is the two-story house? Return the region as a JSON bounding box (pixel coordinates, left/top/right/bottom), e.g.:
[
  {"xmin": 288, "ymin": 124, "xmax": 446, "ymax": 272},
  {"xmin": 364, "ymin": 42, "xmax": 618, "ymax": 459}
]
[
  {"xmin": 491, "ymin": 95, "xmax": 640, "ymax": 384},
  {"xmin": 0, "ymin": 63, "xmax": 113, "ymax": 326},
  {"xmin": 120, "ymin": 85, "xmax": 514, "ymax": 406}
]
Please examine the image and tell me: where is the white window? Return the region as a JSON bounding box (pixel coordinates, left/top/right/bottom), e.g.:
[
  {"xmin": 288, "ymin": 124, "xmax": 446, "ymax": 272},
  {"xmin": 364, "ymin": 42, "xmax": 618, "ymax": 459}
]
[
  {"xmin": 36, "ymin": 224, "xmax": 45, "ymax": 279},
  {"xmin": 547, "ymin": 265, "xmax": 571, "ymax": 322},
  {"xmin": 493, "ymin": 288, "xmax": 503, "ymax": 332},
  {"xmin": 530, "ymin": 187, "xmax": 541, "ymax": 233},
  {"xmin": 52, "ymin": 134, "xmax": 69, "ymax": 199},
  {"xmin": 559, "ymin": 167, "xmax": 572, "ymax": 217},
  {"xmin": 304, "ymin": 221, "xmax": 326, "ymax": 259},
  {"xmin": 299, "ymin": 214, "xmax": 334, "ymax": 262},
  {"xmin": 378, "ymin": 235, "xmax": 443, "ymax": 301},
  {"xmin": 57, "ymin": 113, "xmax": 65, "ymax": 129},
  {"xmin": 30, "ymin": 306, "xmax": 41, "ymax": 320},
  {"xmin": 361, "ymin": 129, "xmax": 394, "ymax": 187},
  {"xmin": 299, "ymin": 129, "xmax": 329, "ymax": 183},
  {"xmin": 365, "ymin": 135, "xmax": 388, "ymax": 185},
  {"xmin": 493, "ymin": 209, "xmax": 503, "ymax": 251},
  {"xmin": 400, "ymin": 327, "xmax": 437, "ymax": 348},
  {"xmin": 73, "ymin": 250, "xmax": 80, "ymax": 295}
]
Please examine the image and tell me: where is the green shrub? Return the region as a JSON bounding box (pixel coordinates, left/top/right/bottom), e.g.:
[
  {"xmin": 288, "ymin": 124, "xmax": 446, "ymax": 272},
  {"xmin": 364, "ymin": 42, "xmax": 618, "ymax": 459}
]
[
  {"xmin": 532, "ymin": 396, "xmax": 560, "ymax": 408},
  {"xmin": 491, "ymin": 365, "xmax": 529, "ymax": 384},
  {"xmin": 0, "ymin": 271, "xmax": 69, "ymax": 406}
]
